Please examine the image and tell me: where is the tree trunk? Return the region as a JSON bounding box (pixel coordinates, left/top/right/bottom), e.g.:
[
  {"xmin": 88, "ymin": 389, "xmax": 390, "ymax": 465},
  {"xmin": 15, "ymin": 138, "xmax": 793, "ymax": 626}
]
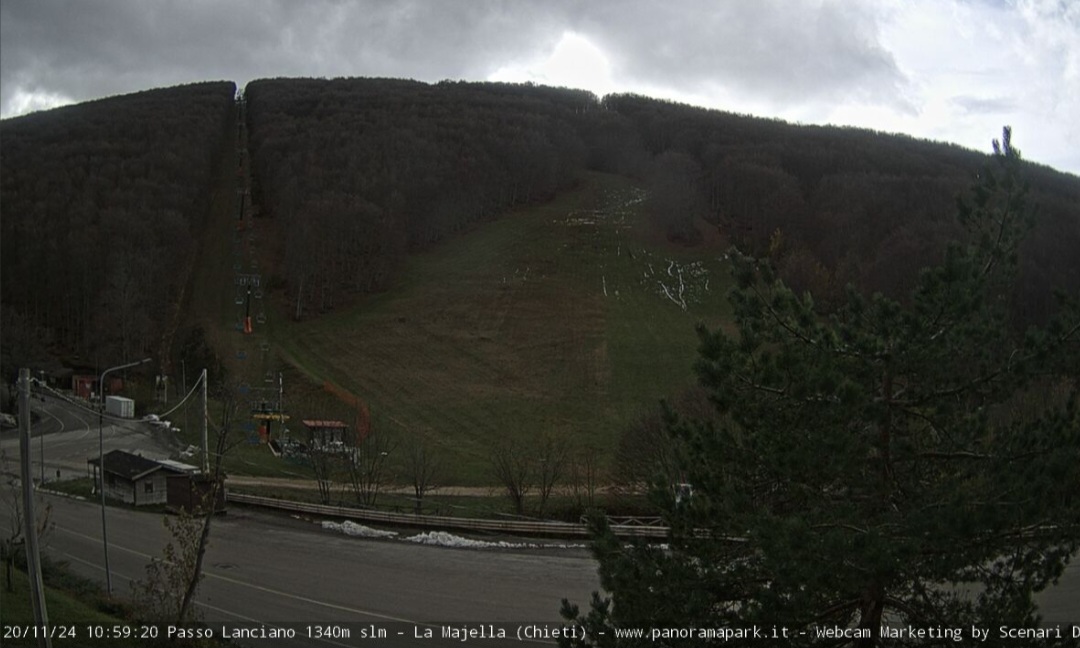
[
  {"xmin": 294, "ymin": 275, "xmax": 305, "ymax": 320},
  {"xmin": 5, "ymin": 552, "xmax": 13, "ymax": 593},
  {"xmin": 855, "ymin": 583, "xmax": 884, "ymax": 648},
  {"xmin": 177, "ymin": 489, "xmax": 215, "ymax": 624}
]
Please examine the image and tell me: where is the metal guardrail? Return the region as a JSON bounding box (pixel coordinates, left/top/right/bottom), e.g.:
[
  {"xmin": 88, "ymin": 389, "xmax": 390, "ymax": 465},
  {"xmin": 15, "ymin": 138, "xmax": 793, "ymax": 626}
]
[
  {"xmin": 226, "ymin": 492, "xmax": 668, "ymax": 539},
  {"xmin": 600, "ymin": 515, "xmax": 664, "ymax": 527}
]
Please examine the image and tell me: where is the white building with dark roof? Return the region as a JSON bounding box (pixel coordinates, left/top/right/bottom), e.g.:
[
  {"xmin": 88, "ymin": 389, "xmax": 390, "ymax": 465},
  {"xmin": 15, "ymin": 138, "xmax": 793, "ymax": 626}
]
[{"xmin": 87, "ymin": 450, "xmax": 188, "ymax": 506}]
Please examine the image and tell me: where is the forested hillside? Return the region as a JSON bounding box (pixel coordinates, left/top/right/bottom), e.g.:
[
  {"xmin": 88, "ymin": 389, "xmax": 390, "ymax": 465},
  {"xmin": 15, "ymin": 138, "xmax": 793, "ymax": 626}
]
[
  {"xmin": 2, "ymin": 78, "xmax": 1077, "ymax": 390},
  {"xmin": 0, "ymin": 82, "xmax": 235, "ymax": 378},
  {"xmin": 594, "ymin": 94, "xmax": 1080, "ymax": 324},
  {"xmin": 245, "ymin": 80, "xmax": 1079, "ymax": 326},
  {"xmin": 245, "ymin": 78, "xmax": 595, "ymax": 317}
]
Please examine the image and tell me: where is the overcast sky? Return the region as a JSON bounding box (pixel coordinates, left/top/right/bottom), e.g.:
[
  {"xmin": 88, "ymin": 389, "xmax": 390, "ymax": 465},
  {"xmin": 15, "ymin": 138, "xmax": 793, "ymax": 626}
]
[{"xmin": 2, "ymin": 0, "xmax": 1077, "ymax": 176}]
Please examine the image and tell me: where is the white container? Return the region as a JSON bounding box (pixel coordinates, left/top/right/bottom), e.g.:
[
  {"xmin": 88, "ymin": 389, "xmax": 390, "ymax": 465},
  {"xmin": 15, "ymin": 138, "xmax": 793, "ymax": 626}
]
[{"xmin": 105, "ymin": 395, "xmax": 135, "ymax": 418}]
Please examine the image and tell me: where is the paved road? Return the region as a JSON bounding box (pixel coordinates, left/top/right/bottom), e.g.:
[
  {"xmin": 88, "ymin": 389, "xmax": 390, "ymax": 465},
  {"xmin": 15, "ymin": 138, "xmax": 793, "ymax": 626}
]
[
  {"xmin": 5, "ymin": 394, "xmax": 1077, "ymax": 646},
  {"xmin": 0, "ymin": 391, "xmax": 180, "ymax": 484},
  {"xmin": 15, "ymin": 492, "xmax": 1078, "ymax": 647},
  {"xmin": 6, "ymin": 494, "xmax": 600, "ymax": 647}
]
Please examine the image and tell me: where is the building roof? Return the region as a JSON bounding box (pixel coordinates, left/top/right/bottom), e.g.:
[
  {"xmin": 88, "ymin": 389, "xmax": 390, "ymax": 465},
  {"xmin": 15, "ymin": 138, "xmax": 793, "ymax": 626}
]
[
  {"xmin": 157, "ymin": 459, "xmax": 200, "ymax": 474},
  {"xmin": 87, "ymin": 449, "xmax": 186, "ymax": 481},
  {"xmin": 301, "ymin": 419, "xmax": 348, "ymax": 429}
]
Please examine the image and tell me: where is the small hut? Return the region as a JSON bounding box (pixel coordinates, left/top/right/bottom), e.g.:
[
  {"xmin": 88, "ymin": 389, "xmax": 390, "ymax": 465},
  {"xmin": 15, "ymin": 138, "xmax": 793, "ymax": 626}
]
[
  {"xmin": 87, "ymin": 450, "xmax": 187, "ymax": 506},
  {"xmin": 301, "ymin": 419, "xmax": 350, "ymax": 449}
]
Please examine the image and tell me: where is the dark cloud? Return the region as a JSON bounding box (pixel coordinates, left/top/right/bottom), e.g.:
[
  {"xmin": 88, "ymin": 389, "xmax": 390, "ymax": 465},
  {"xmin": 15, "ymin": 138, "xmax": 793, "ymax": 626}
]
[
  {"xmin": 2, "ymin": 0, "xmax": 253, "ymax": 105},
  {"xmin": 3, "ymin": 0, "xmax": 1074, "ymax": 175},
  {"xmin": 0, "ymin": 0, "xmax": 563, "ymax": 112},
  {"xmin": 566, "ymin": 0, "xmax": 908, "ymax": 106},
  {"xmin": 1, "ymin": 0, "xmax": 906, "ymax": 115}
]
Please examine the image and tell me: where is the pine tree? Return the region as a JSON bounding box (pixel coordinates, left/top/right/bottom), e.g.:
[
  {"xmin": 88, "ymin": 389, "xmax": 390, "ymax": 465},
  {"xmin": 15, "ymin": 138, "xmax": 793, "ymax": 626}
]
[{"xmin": 560, "ymin": 129, "xmax": 1080, "ymax": 647}]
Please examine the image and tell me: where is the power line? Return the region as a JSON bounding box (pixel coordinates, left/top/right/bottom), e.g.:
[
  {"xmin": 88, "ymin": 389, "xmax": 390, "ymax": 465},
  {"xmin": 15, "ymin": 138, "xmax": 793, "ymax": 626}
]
[{"xmin": 36, "ymin": 371, "xmax": 205, "ymax": 426}]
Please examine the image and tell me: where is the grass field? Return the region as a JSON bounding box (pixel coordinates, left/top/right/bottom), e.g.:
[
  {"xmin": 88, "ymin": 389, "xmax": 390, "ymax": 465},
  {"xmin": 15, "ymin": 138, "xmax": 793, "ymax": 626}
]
[
  {"xmin": 0, "ymin": 565, "xmax": 142, "ymax": 647},
  {"xmin": 256, "ymin": 172, "xmax": 736, "ymax": 485}
]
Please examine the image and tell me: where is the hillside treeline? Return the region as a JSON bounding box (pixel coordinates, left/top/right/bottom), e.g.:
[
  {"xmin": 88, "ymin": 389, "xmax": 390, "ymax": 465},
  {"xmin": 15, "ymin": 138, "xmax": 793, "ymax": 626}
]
[
  {"xmin": 247, "ymin": 80, "xmax": 1078, "ymax": 325},
  {"xmin": 2, "ymin": 78, "xmax": 1077, "ymax": 378},
  {"xmin": 0, "ymin": 81, "xmax": 235, "ymax": 377},
  {"xmin": 245, "ymin": 78, "xmax": 595, "ymax": 317},
  {"xmin": 595, "ymin": 94, "xmax": 1080, "ymax": 324}
]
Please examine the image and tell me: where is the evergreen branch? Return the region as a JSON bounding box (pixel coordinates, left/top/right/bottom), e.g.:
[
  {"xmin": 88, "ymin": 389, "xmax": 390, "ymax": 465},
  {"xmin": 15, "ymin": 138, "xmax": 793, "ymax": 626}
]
[
  {"xmin": 910, "ymin": 318, "xmax": 1079, "ymax": 405},
  {"xmin": 918, "ymin": 522, "xmax": 1071, "ymax": 557},
  {"xmin": 731, "ymin": 370, "xmax": 786, "ymax": 396},
  {"xmin": 749, "ymin": 280, "xmax": 822, "ymax": 350},
  {"xmin": 978, "ymin": 185, "xmax": 1015, "ymax": 279},
  {"xmin": 896, "ymin": 406, "xmax": 942, "ymax": 439},
  {"xmin": 810, "ymin": 523, "xmax": 870, "ymax": 534},
  {"xmin": 809, "ymin": 598, "xmax": 860, "ymax": 624},
  {"xmin": 915, "ymin": 451, "xmax": 993, "ymax": 460},
  {"xmin": 882, "ymin": 595, "xmax": 920, "ymax": 623}
]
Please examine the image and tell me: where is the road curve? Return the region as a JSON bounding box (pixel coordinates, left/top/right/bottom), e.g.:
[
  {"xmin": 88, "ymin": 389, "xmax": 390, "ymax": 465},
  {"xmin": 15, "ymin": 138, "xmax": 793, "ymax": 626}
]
[{"xmin": 6, "ymin": 493, "xmax": 600, "ymax": 647}]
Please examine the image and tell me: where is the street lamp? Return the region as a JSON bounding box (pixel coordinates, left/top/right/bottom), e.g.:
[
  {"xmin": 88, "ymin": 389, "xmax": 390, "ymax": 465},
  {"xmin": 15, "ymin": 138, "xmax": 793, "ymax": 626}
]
[
  {"xmin": 38, "ymin": 370, "xmax": 46, "ymax": 486},
  {"xmin": 98, "ymin": 357, "xmax": 151, "ymax": 595}
]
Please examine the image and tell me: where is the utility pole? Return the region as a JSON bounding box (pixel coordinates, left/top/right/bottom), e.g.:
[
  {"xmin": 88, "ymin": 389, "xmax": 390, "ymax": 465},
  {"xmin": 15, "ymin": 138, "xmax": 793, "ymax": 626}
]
[
  {"xmin": 99, "ymin": 357, "xmax": 151, "ymax": 595},
  {"xmin": 38, "ymin": 370, "xmax": 45, "ymax": 485},
  {"xmin": 182, "ymin": 359, "xmax": 188, "ymax": 441},
  {"xmin": 202, "ymin": 368, "xmax": 209, "ymax": 474},
  {"xmin": 19, "ymin": 368, "xmax": 51, "ymax": 648}
]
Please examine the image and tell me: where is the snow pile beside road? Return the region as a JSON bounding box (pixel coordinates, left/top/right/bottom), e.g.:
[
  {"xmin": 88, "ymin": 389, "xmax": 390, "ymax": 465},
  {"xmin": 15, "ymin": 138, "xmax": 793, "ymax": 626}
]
[
  {"xmin": 403, "ymin": 531, "xmax": 526, "ymax": 548},
  {"xmin": 402, "ymin": 531, "xmax": 584, "ymax": 550},
  {"xmin": 320, "ymin": 521, "xmax": 586, "ymax": 549},
  {"xmin": 321, "ymin": 520, "xmax": 398, "ymax": 539}
]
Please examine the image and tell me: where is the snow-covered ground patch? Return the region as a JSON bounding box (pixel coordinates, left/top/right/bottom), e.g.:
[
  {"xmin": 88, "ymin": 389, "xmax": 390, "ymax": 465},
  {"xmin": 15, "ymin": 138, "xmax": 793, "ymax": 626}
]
[
  {"xmin": 402, "ymin": 531, "xmax": 585, "ymax": 550},
  {"xmin": 322, "ymin": 520, "xmax": 398, "ymax": 539},
  {"xmin": 636, "ymin": 252, "xmax": 712, "ymax": 310},
  {"xmin": 320, "ymin": 521, "xmax": 584, "ymax": 549}
]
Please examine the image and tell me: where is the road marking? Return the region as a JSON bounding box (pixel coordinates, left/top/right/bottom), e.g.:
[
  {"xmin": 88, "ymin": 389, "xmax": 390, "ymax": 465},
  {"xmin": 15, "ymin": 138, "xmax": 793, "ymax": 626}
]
[
  {"xmin": 194, "ymin": 601, "xmax": 355, "ymax": 648},
  {"xmin": 37, "ymin": 405, "xmax": 66, "ymax": 436},
  {"xmin": 67, "ymin": 406, "xmax": 95, "ymax": 439},
  {"xmin": 55, "ymin": 550, "xmax": 136, "ymax": 586},
  {"xmin": 54, "ymin": 523, "xmax": 419, "ymax": 623},
  {"xmin": 56, "ymin": 549, "xmax": 354, "ymax": 647},
  {"xmin": 38, "ymin": 517, "xmax": 561, "ymax": 646},
  {"xmin": 207, "ymin": 570, "xmax": 419, "ymax": 623}
]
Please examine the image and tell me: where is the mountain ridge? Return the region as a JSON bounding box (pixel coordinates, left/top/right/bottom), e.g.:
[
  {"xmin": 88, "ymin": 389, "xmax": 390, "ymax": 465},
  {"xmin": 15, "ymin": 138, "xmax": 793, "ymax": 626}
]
[{"xmin": 2, "ymin": 80, "xmax": 1077, "ymax": 470}]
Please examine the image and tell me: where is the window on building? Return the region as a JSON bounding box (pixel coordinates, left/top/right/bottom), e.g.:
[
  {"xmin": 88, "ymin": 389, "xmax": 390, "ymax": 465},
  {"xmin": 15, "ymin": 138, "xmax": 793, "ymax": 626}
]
[{"xmin": 144, "ymin": 481, "xmax": 154, "ymax": 494}]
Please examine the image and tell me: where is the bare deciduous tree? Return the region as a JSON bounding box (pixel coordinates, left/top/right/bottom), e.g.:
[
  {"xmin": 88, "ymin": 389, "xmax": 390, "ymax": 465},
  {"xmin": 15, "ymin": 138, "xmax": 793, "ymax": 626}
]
[
  {"xmin": 612, "ymin": 387, "xmax": 716, "ymax": 497},
  {"xmin": 568, "ymin": 442, "xmax": 604, "ymax": 511},
  {"xmin": 490, "ymin": 433, "xmax": 574, "ymax": 517},
  {"xmin": 132, "ymin": 506, "xmax": 203, "ymax": 623},
  {"xmin": 401, "ymin": 429, "xmax": 441, "ymax": 514},
  {"xmin": 490, "ymin": 437, "xmax": 533, "ymax": 516},
  {"xmin": 308, "ymin": 443, "xmax": 337, "ymax": 506},
  {"xmin": 1, "ymin": 449, "xmax": 53, "ymax": 593},
  {"xmin": 535, "ymin": 432, "xmax": 571, "ymax": 517},
  {"xmin": 132, "ymin": 390, "xmax": 237, "ymax": 624},
  {"xmin": 346, "ymin": 427, "xmax": 397, "ymax": 507}
]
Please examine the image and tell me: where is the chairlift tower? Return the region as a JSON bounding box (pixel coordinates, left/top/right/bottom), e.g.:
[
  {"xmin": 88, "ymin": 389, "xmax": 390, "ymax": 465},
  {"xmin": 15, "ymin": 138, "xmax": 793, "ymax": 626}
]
[{"xmin": 250, "ymin": 374, "xmax": 288, "ymax": 445}]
